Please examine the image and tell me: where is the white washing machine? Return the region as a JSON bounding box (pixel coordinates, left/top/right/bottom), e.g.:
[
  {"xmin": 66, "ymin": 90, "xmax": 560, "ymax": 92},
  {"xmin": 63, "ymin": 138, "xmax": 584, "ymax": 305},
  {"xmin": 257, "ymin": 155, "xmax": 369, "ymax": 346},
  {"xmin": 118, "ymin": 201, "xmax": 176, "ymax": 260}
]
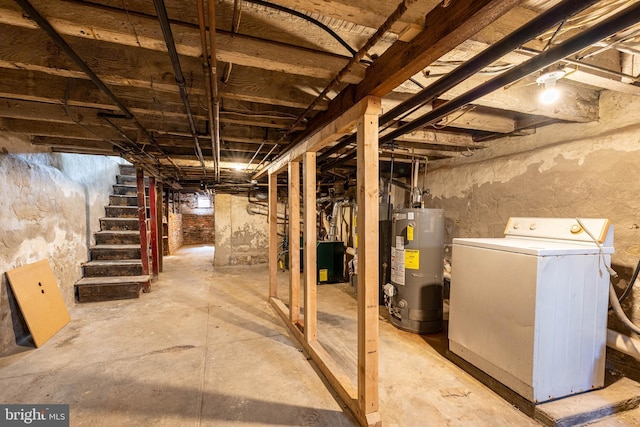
[{"xmin": 449, "ymin": 217, "xmax": 614, "ymax": 403}]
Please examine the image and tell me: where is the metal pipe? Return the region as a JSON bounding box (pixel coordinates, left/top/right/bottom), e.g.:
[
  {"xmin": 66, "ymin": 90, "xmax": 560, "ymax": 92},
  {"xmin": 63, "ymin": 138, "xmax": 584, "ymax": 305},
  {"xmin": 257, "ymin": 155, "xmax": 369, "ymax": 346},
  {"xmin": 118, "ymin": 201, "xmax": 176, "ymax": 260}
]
[
  {"xmin": 380, "ymin": 3, "xmax": 640, "ymax": 146},
  {"xmin": 317, "ymin": 0, "xmax": 600, "ymax": 165},
  {"xmin": 208, "ymin": 0, "xmax": 221, "ymax": 182},
  {"xmin": 153, "ymin": 0, "xmax": 207, "ymax": 176},
  {"xmin": 517, "ymin": 46, "xmax": 639, "ymax": 81},
  {"xmin": 244, "ymin": 0, "xmax": 355, "ymax": 56},
  {"xmin": 245, "ymin": 141, "xmax": 266, "ymax": 171},
  {"xmin": 379, "ymin": 0, "xmax": 600, "ymax": 128},
  {"xmin": 281, "ymin": 0, "xmax": 417, "ymax": 142},
  {"xmin": 14, "ymin": 0, "xmax": 182, "ymax": 176},
  {"xmin": 197, "ymin": 0, "xmax": 218, "ymax": 177}
]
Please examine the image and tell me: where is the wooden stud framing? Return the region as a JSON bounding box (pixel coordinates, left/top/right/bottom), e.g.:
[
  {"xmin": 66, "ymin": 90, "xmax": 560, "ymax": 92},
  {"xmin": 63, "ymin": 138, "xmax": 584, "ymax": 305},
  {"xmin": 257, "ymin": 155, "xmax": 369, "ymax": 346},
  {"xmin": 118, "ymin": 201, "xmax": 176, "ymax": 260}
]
[
  {"xmin": 136, "ymin": 167, "xmax": 150, "ymax": 291},
  {"xmin": 303, "ymin": 152, "xmax": 318, "ymax": 342},
  {"xmin": 149, "ymin": 176, "xmax": 159, "ymax": 279},
  {"xmin": 288, "ymin": 161, "xmax": 301, "ymax": 325},
  {"xmin": 356, "ymin": 109, "xmax": 380, "ymax": 423},
  {"xmin": 268, "ymin": 171, "xmax": 278, "ymax": 298},
  {"xmin": 267, "ymin": 96, "xmax": 382, "ymax": 427}
]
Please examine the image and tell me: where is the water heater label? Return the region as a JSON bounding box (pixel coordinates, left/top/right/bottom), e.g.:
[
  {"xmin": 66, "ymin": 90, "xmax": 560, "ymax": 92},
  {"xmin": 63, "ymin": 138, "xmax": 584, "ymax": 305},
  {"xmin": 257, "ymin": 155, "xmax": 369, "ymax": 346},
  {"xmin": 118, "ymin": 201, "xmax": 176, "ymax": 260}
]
[
  {"xmin": 407, "ymin": 225, "xmax": 414, "ymax": 241},
  {"xmin": 405, "ymin": 249, "xmax": 420, "ymax": 270},
  {"xmin": 395, "ymin": 236, "xmax": 404, "ymax": 250},
  {"xmin": 408, "ymin": 212, "xmax": 414, "ymax": 220},
  {"xmin": 391, "ymin": 248, "xmax": 405, "ymax": 285}
]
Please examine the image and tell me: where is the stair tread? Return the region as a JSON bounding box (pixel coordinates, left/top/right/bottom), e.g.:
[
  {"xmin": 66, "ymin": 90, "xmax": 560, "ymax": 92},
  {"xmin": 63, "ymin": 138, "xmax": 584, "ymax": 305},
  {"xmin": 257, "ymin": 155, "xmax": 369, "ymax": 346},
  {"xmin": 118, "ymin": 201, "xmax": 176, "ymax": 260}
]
[
  {"xmin": 83, "ymin": 260, "xmax": 142, "ymax": 266},
  {"xmin": 96, "ymin": 230, "xmax": 140, "ymax": 234},
  {"xmin": 100, "ymin": 217, "xmax": 139, "ymax": 221},
  {"xmin": 91, "ymin": 244, "xmax": 141, "ymax": 250},
  {"xmin": 76, "ymin": 275, "xmax": 150, "ymax": 285}
]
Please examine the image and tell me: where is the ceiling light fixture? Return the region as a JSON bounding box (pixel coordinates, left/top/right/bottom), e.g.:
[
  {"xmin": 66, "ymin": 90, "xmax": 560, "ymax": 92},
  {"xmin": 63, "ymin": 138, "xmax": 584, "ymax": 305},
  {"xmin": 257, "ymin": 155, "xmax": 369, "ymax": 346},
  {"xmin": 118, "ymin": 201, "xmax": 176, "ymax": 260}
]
[{"xmin": 536, "ymin": 70, "xmax": 566, "ymax": 105}]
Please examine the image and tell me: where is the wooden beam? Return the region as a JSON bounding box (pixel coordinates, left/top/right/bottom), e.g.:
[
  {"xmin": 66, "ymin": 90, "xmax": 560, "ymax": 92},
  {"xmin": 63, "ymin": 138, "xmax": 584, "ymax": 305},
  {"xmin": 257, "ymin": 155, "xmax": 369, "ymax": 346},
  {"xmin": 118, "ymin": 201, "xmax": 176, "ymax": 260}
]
[
  {"xmin": 264, "ymin": 0, "xmax": 440, "ymax": 35},
  {"xmin": 288, "ymin": 160, "xmax": 301, "ymax": 324},
  {"xmin": 356, "ymin": 0, "xmax": 521, "ymax": 98},
  {"xmin": 0, "ymin": 117, "xmax": 134, "ymax": 141},
  {"xmin": 220, "ymin": 65, "xmax": 330, "ymax": 110},
  {"xmin": 356, "ymin": 103, "xmax": 380, "ymax": 425},
  {"xmin": 0, "ymin": 69, "xmax": 195, "ymax": 120},
  {"xmin": 391, "ymin": 129, "xmax": 488, "ymax": 148},
  {"xmin": 397, "ymin": 74, "xmax": 599, "ymax": 123},
  {"xmin": 0, "ymin": 24, "xmax": 197, "ymax": 94},
  {"xmin": 30, "ymin": 136, "xmax": 118, "ymax": 152},
  {"xmin": 381, "ymin": 96, "xmax": 515, "ymax": 134},
  {"xmin": 269, "ymin": 296, "xmax": 359, "ymax": 414},
  {"xmin": 297, "ymin": 0, "xmax": 521, "ymax": 144},
  {"xmin": 256, "ymin": 96, "xmax": 381, "ymax": 178},
  {"xmin": 136, "ymin": 167, "xmax": 151, "ymax": 290},
  {"xmin": 303, "ymin": 151, "xmax": 317, "ymax": 342},
  {"xmin": 0, "ymin": 1, "xmax": 365, "ymax": 83},
  {"xmin": 268, "ymin": 172, "xmax": 278, "ymax": 298},
  {"xmin": 220, "ymin": 111, "xmax": 306, "ymax": 130}
]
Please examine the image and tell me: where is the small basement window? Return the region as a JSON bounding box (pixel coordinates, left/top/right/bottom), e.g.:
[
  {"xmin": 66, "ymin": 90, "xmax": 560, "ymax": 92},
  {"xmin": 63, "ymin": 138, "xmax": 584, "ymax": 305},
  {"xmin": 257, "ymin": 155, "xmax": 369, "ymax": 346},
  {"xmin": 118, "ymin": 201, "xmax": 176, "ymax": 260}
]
[{"xmin": 197, "ymin": 193, "xmax": 211, "ymax": 209}]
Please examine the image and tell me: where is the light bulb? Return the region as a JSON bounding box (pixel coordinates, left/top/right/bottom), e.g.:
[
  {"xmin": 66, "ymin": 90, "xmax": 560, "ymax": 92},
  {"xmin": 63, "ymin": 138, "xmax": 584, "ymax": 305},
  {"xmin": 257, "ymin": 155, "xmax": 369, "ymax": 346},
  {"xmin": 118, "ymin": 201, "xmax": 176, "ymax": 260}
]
[
  {"xmin": 536, "ymin": 69, "xmax": 566, "ymax": 105},
  {"xmin": 540, "ymin": 85, "xmax": 560, "ymax": 104}
]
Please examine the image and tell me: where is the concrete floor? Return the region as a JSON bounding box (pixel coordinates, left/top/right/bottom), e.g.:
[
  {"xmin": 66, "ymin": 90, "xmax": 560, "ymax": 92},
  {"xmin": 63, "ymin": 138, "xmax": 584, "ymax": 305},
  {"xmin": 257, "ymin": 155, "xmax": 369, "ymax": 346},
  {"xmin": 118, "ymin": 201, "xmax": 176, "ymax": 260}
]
[{"xmin": 1, "ymin": 244, "xmax": 639, "ymax": 426}]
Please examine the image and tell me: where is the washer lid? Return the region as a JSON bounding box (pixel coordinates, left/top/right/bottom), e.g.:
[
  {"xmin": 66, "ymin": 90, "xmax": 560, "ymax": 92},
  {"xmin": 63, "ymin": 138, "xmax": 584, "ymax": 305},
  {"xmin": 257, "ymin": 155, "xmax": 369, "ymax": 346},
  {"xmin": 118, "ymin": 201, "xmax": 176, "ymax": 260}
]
[{"xmin": 453, "ymin": 237, "xmax": 614, "ymax": 256}]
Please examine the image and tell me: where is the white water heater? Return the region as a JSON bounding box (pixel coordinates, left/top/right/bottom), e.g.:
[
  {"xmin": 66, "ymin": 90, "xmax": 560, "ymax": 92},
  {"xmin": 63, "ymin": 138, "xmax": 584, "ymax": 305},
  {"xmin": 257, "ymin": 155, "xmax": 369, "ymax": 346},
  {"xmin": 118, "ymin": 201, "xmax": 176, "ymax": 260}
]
[{"xmin": 449, "ymin": 217, "xmax": 614, "ymax": 403}]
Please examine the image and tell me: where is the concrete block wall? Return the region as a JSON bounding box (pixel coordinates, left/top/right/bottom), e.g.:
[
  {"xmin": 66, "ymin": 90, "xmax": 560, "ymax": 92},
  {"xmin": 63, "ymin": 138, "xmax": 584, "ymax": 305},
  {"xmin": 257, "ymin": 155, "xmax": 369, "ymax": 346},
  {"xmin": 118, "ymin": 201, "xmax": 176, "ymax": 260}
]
[
  {"xmin": 0, "ymin": 133, "xmax": 124, "ymax": 355},
  {"xmin": 182, "ymin": 214, "xmax": 215, "ymax": 245}
]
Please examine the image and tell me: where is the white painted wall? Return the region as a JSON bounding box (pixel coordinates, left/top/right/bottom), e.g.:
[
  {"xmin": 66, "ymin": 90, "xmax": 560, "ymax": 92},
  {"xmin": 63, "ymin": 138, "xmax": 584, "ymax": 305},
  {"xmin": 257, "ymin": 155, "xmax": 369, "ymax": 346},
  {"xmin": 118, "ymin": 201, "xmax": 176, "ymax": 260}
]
[{"xmin": 0, "ymin": 133, "xmax": 124, "ymax": 354}]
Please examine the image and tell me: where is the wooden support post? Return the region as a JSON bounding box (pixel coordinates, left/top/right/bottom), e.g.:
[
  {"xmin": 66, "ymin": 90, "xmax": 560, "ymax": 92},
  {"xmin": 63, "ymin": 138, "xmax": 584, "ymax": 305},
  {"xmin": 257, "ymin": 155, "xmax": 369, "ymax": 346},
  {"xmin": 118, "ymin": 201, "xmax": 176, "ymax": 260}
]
[
  {"xmin": 157, "ymin": 185, "xmax": 164, "ymax": 272},
  {"xmin": 268, "ymin": 172, "xmax": 278, "ymax": 298},
  {"xmin": 303, "ymin": 152, "xmax": 317, "ymax": 342},
  {"xmin": 136, "ymin": 167, "xmax": 150, "ymax": 291},
  {"xmin": 356, "ymin": 107, "xmax": 380, "ymax": 425},
  {"xmin": 149, "ymin": 176, "xmax": 159, "ymax": 279},
  {"xmin": 288, "ymin": 161, "xmax": 301, "ymax": 324}
]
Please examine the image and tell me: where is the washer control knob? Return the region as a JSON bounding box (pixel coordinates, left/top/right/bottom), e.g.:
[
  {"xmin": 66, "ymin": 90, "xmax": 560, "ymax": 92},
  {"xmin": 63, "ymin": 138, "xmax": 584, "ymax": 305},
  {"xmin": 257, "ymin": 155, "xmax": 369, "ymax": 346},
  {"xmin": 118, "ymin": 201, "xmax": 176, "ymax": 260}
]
[
  {"xmin": 530, "ymin": 223, "xmax": 537, "ymax": 230},
  {"xmin": 513, "ymin": 223, "xmax": 521, "ymax": 229},
  {"xmin": 570, "ymin": 224, "xmax": 582, "ymax": 234}
]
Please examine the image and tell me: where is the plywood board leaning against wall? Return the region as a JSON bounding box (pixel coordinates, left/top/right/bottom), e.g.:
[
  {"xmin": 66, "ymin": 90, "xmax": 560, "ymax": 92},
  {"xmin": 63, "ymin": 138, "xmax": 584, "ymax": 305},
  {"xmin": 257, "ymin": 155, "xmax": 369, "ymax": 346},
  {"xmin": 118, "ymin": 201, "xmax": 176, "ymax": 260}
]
[{"xmin": 6, "ymin": 259, "xmax": 71, "ymax": 347}]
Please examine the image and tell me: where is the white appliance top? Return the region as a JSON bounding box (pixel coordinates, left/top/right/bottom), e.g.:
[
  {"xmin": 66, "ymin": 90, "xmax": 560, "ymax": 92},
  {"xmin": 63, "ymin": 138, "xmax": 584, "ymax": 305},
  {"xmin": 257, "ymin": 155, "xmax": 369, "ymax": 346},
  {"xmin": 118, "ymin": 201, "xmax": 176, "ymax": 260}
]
[{"xmin": 454, "ymin": 217, "xmax": 614, "ymax": 256}]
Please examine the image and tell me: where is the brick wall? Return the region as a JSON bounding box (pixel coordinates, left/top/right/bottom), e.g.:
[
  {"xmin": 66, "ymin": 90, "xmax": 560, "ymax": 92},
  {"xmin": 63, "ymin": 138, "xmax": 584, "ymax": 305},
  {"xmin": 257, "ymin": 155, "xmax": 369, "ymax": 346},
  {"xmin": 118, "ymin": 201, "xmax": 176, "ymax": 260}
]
[
  {"xmin": 182, "ymin": 213, "xmax": 215, "ymax": 245},
  {"xmin": 167, "ymin": 212, "xmax": 183, "ymax": 254}
]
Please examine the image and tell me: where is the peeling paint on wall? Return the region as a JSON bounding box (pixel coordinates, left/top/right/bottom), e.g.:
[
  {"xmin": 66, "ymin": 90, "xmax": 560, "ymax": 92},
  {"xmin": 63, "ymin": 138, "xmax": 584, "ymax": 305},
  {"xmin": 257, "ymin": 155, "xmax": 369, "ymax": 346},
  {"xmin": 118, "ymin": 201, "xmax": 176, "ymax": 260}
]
[
  {"xmin": 419, "ymin": 91, "xmax": 640, "ymax": 330},
  {"xmin": 214, "ymin": 193, "xmax": 269, "ymax": 266},
  {"xmin": 0, "ymin": 133, "xmax": 122, "ymax": 355}
]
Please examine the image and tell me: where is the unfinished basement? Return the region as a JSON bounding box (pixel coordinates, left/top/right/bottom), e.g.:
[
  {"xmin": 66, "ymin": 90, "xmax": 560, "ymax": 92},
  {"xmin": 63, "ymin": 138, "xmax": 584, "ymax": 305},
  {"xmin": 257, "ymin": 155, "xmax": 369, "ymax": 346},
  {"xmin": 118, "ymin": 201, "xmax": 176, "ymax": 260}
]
[{"xmin": 2, "ymin": 1, "xmax": 640, "ymax": 426}]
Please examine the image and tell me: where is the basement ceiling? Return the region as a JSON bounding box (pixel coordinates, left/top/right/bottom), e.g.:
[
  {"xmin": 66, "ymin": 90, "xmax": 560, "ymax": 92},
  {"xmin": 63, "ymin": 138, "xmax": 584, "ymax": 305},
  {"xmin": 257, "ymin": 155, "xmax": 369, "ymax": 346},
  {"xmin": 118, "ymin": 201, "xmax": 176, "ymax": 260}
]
[{"xmin": 0, "ymin": 0, "xmax": 639, "ymax": 190}]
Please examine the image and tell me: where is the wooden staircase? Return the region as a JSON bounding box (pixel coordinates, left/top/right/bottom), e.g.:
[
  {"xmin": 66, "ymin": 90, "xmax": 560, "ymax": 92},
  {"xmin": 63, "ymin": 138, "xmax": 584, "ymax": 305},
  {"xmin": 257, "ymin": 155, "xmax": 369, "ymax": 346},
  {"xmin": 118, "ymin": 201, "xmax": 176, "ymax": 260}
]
[{"xmin": 75, "ymin": 164, "xmax": 151, "ymax": 302}]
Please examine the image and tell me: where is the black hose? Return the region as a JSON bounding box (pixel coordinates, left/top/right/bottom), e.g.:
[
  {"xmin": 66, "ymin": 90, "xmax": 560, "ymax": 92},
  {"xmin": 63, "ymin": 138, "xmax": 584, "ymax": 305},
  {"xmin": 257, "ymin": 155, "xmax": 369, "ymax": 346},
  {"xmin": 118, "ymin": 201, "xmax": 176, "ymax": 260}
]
[{"xmin": 618, "ymin": 259, "xmax": 640, "ymax": 304}]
